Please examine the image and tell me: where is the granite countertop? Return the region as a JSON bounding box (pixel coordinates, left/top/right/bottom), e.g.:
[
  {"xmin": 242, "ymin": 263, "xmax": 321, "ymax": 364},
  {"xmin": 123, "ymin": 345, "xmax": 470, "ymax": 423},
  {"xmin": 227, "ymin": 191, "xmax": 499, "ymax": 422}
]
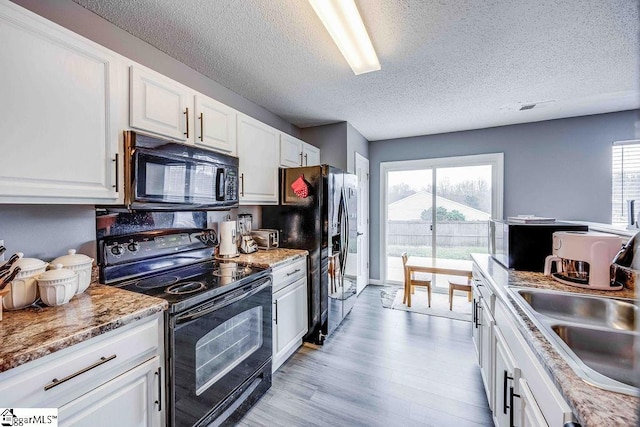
[
  {"xmin": 230, "ymin": 248, "xmax": 308, "ymax": 269},
  {"xmin": 472, "ymin": 254, "xmax": 638, "ymax": 426},
  {"xmin": 0, "ymin": 268, "xmax": 167, "ymax": 373}
]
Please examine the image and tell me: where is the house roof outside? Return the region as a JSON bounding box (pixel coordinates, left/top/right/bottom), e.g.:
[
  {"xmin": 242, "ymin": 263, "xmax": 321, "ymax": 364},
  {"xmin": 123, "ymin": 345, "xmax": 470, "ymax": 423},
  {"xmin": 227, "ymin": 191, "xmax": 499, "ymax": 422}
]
[{"xmin": 388, "ymin": 191, "xmax": 490, "ymax": 221}]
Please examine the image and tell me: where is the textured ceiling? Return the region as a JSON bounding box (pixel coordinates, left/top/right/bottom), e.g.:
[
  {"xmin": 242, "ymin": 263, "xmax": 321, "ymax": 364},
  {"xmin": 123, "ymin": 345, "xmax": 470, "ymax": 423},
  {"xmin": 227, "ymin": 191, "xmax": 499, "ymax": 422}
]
[{"xmin": 72, "ymin": 0, "xmax": 640, "ymax": 141}]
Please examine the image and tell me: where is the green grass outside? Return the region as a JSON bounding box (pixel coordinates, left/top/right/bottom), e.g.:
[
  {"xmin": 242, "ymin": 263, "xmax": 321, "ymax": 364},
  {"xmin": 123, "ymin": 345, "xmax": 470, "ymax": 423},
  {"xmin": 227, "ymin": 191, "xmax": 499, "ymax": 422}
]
[{"xmin": 387, "ymin": 245, "xmax": 487, "ymax": 260}]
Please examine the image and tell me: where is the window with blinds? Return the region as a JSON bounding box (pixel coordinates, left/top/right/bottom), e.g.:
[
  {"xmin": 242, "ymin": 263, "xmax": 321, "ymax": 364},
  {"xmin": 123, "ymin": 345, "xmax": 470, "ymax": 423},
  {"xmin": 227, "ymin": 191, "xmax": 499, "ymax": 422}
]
[{"xmin": 612, "ymin": 140, "xmax": 640, "ymax": 227}]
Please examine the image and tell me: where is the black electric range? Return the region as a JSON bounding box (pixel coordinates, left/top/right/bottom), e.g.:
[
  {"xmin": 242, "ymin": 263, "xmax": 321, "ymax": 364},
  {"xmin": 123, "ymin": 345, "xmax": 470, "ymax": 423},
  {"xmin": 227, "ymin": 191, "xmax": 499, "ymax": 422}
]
[{"xmin": 97, "ymin": 227, "xmax": 273, "ymax": 427}]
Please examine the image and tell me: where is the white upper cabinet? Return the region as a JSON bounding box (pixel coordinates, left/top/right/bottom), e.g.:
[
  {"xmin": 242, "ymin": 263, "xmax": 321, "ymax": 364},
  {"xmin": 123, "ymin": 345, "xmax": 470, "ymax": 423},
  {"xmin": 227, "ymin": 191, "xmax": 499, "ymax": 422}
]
[
  {"xmin": 303, "ymin": 143, "xmax": 320, "ymax": 166},
  {"xmin": 280, "ymin": 134, "xmax": 320, "ymax": 167},
  {"xmin": 194, "ymin": 95, "xmax": 237, "ymax": 155},
  {"xmin": 237, "ymin": 114, "xmax": 279, "ymax": 204},
  {"xmin": 130, "ymin": 66, "xmax": 191, "ymax": 142},
  {"xmin": 280, "ymin": 134, "xmax": 303, "ymax": 167},
  {"xmin": 0, "ymin": 1, "xmax": 122, "ymax": 203}
]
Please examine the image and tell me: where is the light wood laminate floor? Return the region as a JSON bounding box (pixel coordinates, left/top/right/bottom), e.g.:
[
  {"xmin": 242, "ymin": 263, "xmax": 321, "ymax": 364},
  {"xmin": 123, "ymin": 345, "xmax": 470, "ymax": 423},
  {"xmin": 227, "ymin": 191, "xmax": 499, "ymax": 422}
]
[{"xmin": 239, "ymin": 285, "xmax": 493, "ymax": 427}]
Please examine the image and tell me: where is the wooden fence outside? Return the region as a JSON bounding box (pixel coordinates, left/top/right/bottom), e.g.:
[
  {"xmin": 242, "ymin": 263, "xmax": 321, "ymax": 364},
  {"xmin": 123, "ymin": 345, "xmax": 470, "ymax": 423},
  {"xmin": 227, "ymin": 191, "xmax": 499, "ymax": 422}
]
[{"xmin": 387, "ymin": 220, "xmax": 488, "ymax": 247}]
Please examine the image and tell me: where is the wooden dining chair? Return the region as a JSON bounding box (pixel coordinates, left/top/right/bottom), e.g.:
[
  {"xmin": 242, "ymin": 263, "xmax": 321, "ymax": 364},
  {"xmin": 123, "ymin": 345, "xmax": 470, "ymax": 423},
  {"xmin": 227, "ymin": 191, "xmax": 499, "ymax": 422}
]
[
  {"xmin": 401, "ymin": 252, "xmax": 431, "ymax": 307},
  {"xmin": 448, "ymin": 277, "xmax": 472, "ymax": 311}
]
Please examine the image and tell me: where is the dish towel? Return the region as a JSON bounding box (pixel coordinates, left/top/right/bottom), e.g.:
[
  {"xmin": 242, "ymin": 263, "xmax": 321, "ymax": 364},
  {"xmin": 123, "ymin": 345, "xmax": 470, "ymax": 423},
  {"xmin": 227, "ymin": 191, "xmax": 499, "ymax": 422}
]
[{"xmin": 291, "ymin": 175, "xmax": 310, "ymax": 198}]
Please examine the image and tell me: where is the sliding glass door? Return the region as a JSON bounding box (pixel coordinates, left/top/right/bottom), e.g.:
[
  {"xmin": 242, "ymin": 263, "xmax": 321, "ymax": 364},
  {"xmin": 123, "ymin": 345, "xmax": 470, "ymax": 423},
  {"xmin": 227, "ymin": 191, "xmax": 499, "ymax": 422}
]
[{"xmin": 382, "ymin": 154, "xmax": 503, "ymax": 284}]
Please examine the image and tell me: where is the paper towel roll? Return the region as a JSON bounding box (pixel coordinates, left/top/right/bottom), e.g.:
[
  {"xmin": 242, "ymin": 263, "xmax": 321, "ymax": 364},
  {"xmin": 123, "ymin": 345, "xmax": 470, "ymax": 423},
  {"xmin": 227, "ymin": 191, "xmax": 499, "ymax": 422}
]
[{"xmin": 218, "ymin": 220, "xmax": 238, "ymax": 257}]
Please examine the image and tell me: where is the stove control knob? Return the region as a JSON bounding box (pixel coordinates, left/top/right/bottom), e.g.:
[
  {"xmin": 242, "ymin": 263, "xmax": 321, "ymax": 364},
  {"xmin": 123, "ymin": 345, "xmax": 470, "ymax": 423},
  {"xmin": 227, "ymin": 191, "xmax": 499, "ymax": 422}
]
[
  {"xmin": 110, "ymin": 244, "xmax": 124, "ymax": 257},
  {"xmin": 127, "ymin": 242, "xmax": 140, "ymax": 254}
]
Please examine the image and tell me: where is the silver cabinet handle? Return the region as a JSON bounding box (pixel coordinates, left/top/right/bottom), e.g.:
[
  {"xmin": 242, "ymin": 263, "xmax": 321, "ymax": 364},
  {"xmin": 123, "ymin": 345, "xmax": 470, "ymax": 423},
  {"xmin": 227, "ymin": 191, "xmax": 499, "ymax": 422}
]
[
  {"xmin": 304, "ymin": 153, "xmax": 308, "ymax": 166},
  {"xmin": 184, "ymin": 107, "xmax": 190, "ymax": 138},
  {"xmin": 273, "ymin": 300, "xmax": 278, "ymax": 324},
  {"xmin": 113, "ymin": 153, "xmax": 119, "ymax": 191},
  {"xmin": 199, "ymin": 112, "xmax": 204, "ymax": 141},
  {"xmin": 286, "ymin": 269, "xmax": 301, "ymax": 276},
  {"xmin": 155, "ymin": 367, "xmax": 162, "ymax": 412},
  {"xmin": 44, "ymin": 354, "xmax": 117, "ymax": 391},
  {"xmin": 240, "ymin": 173, "xmax": 244, "ymax": 197}
]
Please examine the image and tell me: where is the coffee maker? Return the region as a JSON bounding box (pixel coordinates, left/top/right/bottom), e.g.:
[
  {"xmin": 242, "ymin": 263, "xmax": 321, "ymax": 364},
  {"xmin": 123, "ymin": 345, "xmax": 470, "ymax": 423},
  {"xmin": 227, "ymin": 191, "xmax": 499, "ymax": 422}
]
[
  {"xmin": 237, "ymin": 213, "xmax": 258, "ymax": 254},
  {"xmin": 544, "ymin": 231, "xmax": 625, "ymax": 290}
]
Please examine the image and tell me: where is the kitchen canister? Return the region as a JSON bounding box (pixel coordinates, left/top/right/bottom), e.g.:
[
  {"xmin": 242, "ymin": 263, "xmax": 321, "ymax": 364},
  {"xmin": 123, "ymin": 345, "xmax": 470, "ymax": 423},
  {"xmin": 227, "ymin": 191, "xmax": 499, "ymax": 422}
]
[
  {"xmin": 37, "ymin": 264, "xmax": 78, "ymax": 306},
  {"xmin": 2, "ymin": 253, "xmax": 48, "ymax": 310},
  {"xmin": 51, "ymin": 249, "xmax": 94, "ymax": 294}
]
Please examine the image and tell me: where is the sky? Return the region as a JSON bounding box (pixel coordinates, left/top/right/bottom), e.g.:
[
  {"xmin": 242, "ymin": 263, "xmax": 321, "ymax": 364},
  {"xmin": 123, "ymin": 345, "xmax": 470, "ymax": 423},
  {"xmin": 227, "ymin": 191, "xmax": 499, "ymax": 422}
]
[{"xmin": 387, "ymin": 165, "xmax": 491, "ymax": 190}]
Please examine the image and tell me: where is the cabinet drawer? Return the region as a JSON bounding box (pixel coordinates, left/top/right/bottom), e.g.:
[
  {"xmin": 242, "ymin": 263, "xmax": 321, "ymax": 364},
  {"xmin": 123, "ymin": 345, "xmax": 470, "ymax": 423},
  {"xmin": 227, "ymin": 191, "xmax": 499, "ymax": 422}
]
[
  {"xmin": 272, "ymin": 257, "xmax": 307, "ymax": 293},
  {"xmin": 0, "ymin": 315, "xmax": 160, "ymax": 408}
]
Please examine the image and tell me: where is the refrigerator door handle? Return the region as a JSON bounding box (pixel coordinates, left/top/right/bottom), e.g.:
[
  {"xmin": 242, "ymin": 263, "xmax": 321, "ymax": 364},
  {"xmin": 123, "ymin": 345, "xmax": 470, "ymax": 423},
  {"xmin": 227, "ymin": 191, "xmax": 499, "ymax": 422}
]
[{"xmin": 340, "ymin": 189, "xmax": 349, "ymax": 278}]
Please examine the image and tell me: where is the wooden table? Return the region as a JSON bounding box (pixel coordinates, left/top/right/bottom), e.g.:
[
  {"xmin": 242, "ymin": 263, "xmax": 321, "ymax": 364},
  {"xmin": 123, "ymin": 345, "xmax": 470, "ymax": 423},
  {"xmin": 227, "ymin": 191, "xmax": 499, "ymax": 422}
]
[{"xmin": 404, "ymin": 257, "xmax": 473, "ymax": 307}]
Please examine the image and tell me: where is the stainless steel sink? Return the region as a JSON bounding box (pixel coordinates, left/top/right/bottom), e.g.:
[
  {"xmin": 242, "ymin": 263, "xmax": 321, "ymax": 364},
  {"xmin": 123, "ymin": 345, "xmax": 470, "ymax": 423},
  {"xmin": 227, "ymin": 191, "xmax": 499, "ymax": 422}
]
[
  {"xmin": 551, "ymin": 324, "xmax": 638, "ymax": 388},
  {"xmin": 509, "ymin": 287, "xmax": 639, "ymax": 396},
  {"xmin": 516, "ymin": 289, "xmax": 637, "ymax": 331}
]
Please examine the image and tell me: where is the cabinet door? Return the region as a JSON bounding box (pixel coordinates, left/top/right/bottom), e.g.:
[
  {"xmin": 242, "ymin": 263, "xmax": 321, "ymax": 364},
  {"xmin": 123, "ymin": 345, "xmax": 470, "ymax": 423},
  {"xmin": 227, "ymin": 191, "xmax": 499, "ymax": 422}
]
[
  {"xmin": 59, "ymin": 357, "xmax": 162, "ymax": 427},
  {"xmin": 494, "ymin": 328, "xmax": 520, "ymax": 427},
  {"xmin": 130, "ymin": 66, "xmax": 190, "ymax": 142},
  {"xmin": 280, "ymin": 134, "xmax": 303, "ymax": 167},
  {"xmin": 273, "ymin": 277, "xmax": 308, "ymax": 371},
  {"xmin": 0, "ymin": 2, "xmax": 120, "ymax": 202},
  {"xmin": 237, "ymin": 114, "xmax": 279, "ymax": 204},
  {"xmin": 302, "ymin": 143, "xmax": 320, "ymax": 166},
  {"xmin": 480, "ymin": 303, "xmax": 496, "ymax": 411},
  {"xmin": 518, "ymin": 378, "xmax": 548, "ymax": 427},
  {"xmin": 195, "ymin": 94, "xmax": 237, "ymax": 154}
]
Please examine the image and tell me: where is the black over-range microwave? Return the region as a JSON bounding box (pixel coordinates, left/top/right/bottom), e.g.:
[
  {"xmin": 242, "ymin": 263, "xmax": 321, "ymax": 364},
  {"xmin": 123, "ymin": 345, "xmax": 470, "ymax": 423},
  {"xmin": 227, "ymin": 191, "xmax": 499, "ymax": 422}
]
[
  {"xmin": 119, "ymin": 131, "xmax": 239, "ymax": 210},
  {"xmin": 489, "ymin": 219, "xmax": 588, "ymax": 272}
]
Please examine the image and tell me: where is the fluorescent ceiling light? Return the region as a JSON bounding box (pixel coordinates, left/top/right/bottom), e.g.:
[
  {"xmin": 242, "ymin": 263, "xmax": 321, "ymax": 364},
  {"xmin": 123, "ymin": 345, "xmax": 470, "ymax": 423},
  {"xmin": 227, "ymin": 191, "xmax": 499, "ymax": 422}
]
[{"xmin": 309, "ymin": 0, "xmax": 380, "ymax": 75}]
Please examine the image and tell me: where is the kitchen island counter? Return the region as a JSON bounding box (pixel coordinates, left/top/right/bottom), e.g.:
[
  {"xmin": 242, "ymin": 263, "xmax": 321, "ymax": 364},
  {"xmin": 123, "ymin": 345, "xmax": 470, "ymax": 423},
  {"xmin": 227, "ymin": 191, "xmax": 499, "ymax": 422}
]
[
  {"xmin": 472, "ymin": 254, "xmax": 638, "ymax": 426},
  {"xmin": 0, "ymin": 269, "xmax": 167, "ymax": 373}
]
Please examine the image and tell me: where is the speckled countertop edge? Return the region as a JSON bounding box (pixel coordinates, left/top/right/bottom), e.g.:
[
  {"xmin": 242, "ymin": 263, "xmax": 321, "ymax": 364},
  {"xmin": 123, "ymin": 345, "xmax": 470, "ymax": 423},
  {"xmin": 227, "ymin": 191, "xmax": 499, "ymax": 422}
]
[
  {"xmin": 229, "ymin": 248, "xmax": 308, "ymax": 269},
  {"xmin": 472, "ymin": 254, "xmax": 639, "ymax": 426},
  {"xmin": 0, "ymin": 267, "xmax": 167, "ymax": 373}
]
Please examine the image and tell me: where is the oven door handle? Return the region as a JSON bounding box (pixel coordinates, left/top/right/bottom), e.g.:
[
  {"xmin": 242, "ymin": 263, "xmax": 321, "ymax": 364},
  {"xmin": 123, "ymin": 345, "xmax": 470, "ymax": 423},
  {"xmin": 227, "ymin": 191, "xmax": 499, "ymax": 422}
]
[{"xmin": 175, "ymin": 278, "xmax": 271, "ymax": 325}]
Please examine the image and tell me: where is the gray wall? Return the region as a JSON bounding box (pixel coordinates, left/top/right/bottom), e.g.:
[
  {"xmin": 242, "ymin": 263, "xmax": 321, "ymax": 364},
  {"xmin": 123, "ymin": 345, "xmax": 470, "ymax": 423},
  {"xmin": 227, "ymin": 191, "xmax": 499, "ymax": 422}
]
[
  {"xmin": 10, "ymin": 0, "xmax": 299, "ymax": 137},
  {"xmin": 346, "ymin": 123, "xmax": 369, "ymax": 173},
  {"xmin": 0, "ymin": 205, "xmax": 97, "ymax": 260},
  {"xmin": 301, "ymin": 121, "xmax": 370, "ymax": 172},
  {"xmin": 369, "ymin": 110, "xmax": 640, "ymax": 281},
  {"xmin": 301, "ymin": 122, "xmax": 348, "ymax": 169}
]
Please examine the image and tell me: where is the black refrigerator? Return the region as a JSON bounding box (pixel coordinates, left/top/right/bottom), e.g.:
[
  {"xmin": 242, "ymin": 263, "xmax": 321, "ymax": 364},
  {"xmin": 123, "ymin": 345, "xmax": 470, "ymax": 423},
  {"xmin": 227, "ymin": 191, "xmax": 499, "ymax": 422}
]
[{"xmin": 262, "ymin": 165, "xmax": 358, "ymax": 344}]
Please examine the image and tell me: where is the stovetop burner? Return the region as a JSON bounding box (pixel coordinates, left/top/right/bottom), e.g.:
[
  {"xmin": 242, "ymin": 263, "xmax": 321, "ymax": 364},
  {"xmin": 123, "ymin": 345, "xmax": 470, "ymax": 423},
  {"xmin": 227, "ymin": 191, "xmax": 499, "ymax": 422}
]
[
  {"xmin": 167, "ymin": 281, "xmax": 206, "ymax": 295},
  {"xmin": 136, "ymin": 276, "xmax": 180, "ymax": 290},
  {"xmin": 114, "ymin": 259, "xmax": 270, "ymax": 313}
]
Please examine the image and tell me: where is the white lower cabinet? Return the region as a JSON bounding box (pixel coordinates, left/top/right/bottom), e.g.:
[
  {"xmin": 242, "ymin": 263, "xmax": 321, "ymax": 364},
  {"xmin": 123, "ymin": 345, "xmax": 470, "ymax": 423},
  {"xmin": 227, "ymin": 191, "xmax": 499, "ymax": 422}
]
[
  {"xmin": 59, "ymin": 357, "xmax": 161, "ymax": 427},
  {"xmin": 272, "ymin": 258, "xmax": 308, "ymax": 372},
  {"xmin": 518, "ymin": 378, "xmax": 549, "ymax": 427},
  {"xmin": 0, "ymin": 314, "xmax": 165, "ymax": 426},
  {"xmin": 473, "ymin": 261, "xmax": 574, "ymax": 427},
  {"xmin": 493, "ymin": 327, "xmax": 521, "ymax": 427}
]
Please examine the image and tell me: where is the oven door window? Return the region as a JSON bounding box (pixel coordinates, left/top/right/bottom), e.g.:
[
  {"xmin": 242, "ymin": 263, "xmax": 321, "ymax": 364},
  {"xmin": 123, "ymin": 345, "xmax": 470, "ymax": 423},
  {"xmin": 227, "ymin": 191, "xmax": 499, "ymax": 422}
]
[{"xmin": 195, "ymin": 306, "xmax": 262, "ymax": 395}]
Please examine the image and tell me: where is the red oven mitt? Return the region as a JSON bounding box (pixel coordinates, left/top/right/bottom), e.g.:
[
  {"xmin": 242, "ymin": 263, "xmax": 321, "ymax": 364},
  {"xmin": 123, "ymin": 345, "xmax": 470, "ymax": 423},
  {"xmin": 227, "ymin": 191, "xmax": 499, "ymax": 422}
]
[{"xmin": 291, "ymin": 175, "xmax": 309, "ymax": 198}]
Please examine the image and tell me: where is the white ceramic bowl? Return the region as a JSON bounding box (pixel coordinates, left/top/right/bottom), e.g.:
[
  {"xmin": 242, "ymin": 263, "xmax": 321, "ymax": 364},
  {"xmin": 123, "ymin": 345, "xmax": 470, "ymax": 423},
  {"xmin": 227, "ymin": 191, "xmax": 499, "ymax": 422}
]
[
  {"xmin": 2, "ymin": 253, "xmax": 48, "ymax": 310},
  {"xmin": 37, "ymin": 264, "xmax": 78, "ymax": 307},
  {"xmin": 51, "ymin": 249, "xmax": 94, "ymax": 294}
]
